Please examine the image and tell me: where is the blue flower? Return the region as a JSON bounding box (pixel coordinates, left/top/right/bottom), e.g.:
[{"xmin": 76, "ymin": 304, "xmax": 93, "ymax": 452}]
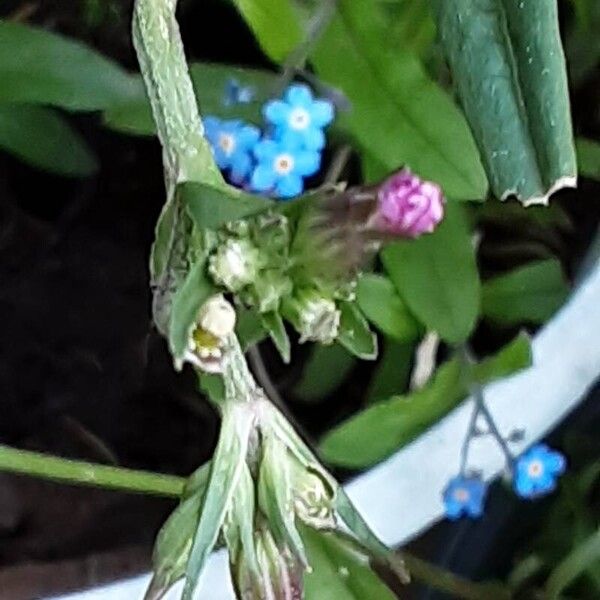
[
  {"xmin": 224, "ymin": 78, "xmax": 255, "ymax": 106},
  {"xmin": 203, "ymin": 117, "xmax": 260, "ymax": 183},
  {"xmin": 443, "ymin": 475, "xmax": 487, "ymax": 520},
  {"xmin": 514, "ymin": 444, "xmax": 566, "ymax": 499},
  {"xmin": 250, "ymin": 136, "xmax": 321, "ymax": 199},
  {"xmin": 263, "ymin": 84, "xmax": 334, "ymax": 151}
]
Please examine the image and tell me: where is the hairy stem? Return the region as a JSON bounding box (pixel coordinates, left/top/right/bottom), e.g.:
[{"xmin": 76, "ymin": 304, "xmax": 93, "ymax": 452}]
[{"xmin": 0, "ymin": 444, "xmax": 185, "ymax": 497}]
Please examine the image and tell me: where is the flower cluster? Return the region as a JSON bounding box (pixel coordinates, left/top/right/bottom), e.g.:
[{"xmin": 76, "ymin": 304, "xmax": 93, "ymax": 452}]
[
  {"xmin": 203, "ymin": 83, "xmax": 335, "ymax": 199},
  {"xmin": 442, "ymin": 443, "xmax": 567, "ymax": 521}
]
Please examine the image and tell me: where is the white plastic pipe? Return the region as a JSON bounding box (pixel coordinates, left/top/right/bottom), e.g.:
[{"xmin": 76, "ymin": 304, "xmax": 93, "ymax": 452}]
[{"xmin": 51, "ymin": 248, "xmax": 600, "ymax": 600}]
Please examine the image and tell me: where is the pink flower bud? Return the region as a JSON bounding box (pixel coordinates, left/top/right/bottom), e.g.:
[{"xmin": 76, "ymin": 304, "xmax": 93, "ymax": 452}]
[{"xmin": 375, "ymin": 168, "xmax": 445, "ymax": 237}]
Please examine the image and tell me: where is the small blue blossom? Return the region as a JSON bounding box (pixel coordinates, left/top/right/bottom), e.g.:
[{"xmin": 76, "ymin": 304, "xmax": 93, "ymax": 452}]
[
  {"xmin": 224, "ymin": 78, "xmax": 255, "ymax": 106},
  {"xmin": 250, "ymin": 136, "xmax": 321, "ymax": 199},
  {"xmin": 203, "ymin": 117, "xmax": 260, "ymax": 183},
  {"xmin": 263, "ymin": 84, "xmax": 334, "ymax": 151},
  {"xmin": 443, "ymin": 475, "xmax": 487, "ymax": 520},
  {"xmin": 514, "ymin": 443, "xmax": 566, "ymax": 499}
]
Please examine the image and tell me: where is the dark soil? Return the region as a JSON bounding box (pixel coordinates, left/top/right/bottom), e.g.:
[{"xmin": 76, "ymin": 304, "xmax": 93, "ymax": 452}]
[{"xmin": 0, "ymin": 1, "xmax": 598, "ymax": 599}]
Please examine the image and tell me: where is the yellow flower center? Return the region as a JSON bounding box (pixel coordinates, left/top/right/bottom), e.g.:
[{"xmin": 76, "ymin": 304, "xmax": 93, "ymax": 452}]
[
  {"xmin": 527, "ymin": 459, "xmax": 544, "ymax": 479},
  {"xmin": 274, "ymin": 153, "xmax": 294, "ymax": 175},
  {"xmin": 289, "ymin": 107, "xmax": 310, "ymax": 130},
  {"xmin": 218, "ymin": 133, "xmax": 235, "ymax": 155}
]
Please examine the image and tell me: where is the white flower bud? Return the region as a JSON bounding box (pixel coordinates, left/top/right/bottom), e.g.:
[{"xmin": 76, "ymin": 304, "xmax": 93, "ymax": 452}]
[
  {"xmin": 283, "ymin": 290, "xmax": 340, "ymax": 344},
  {"xmin": 208, "ymin": 238, "xmax": 260, "ymax": 292},
  {"xmin": 198, "ymin": 295, "xmax": 236, "ymax": 339}
]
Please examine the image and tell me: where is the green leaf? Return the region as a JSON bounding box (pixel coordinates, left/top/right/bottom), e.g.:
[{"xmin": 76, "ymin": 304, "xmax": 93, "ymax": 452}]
[
  {"xmin": 482, "ymin": 259, "xmax": 569, "ymax": 325},
  {"xmin": 104, "ymin": 63, "xmax": 279, "ymax": 136},
  {"xmin": 366, "ymin": 340, "xmax": 413, "ymax": 404},
  {"xmin": 168, "ymin": 257, "xmax": 217, "ymax": 367},
  {"xmin": 312, "ymin": 0, "xmax": 487, "ymax": 200},
  {"xmin": 258, "ymin": 436, "xmax": 306, "ymax": 565},
  {"xmin": 470, "ymin": 332, "xmax": 532, "ymax": 385},
  {"xmin": 236, "ymin": 307, "xmax": 268, "ymax": 350},
  {"xmin": 230, "ymin": 0, "xmax": 304, "ymax": 64},
  {"xmin": 0, "ymin": 104, "xmax": 97, "ymax": 176},
  {"xmin": 382, "ymin": 202, "xmax": 480, "ymax": 344},
  {"xmin": 320, "ymin": 333, "xmax": 531, "ymax": 468},
  {"xmin": 576, "ymin": 137, "xmax": 600, "ymax": 181},
  {"xmin": 182, "ymin": 405, "xmax": 253, "ymax": 600},
  {"xmin": 0, "ymin": 22, "xmax": 137, "ymax": 111},
  {"xmin": 356, "ymin": 274, "xmax": 421, "ymax": 342},
  {"xmin": 431, "ymin": 0, "xmax": 577, "ymax": 205},
  {"xmin": 145, "ymin": 493, "xmax": 202, "ymax": 600},
  {"xmin": 545, "ymin": 528, "xmax": 600, "ymax": 599},
  {"xmin": 337, "ymin": 302, "xmax": 377, "ymax": 360},
  {"xmin": 261, "ymin": 311, "xmax": 291, "ymax": 364},
  {"xmin": 303, "ymin": 528, "xmax": 396, "ymax": 600},
  {"xmin": 320, "ymin": 358, "xmax": 463, "ymax": 468},
  {"xmin": 181, "ymin": 181, "xmax": 272, "ymax": 231},
  {"xmin": 294, "ymin": 344, "xmax": 355, "ymax": 401}
]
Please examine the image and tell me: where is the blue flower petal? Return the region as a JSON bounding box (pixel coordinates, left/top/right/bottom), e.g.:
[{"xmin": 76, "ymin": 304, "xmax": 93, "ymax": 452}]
[
  {"xmin": 212, "ymin": 146, "xmax": 229, "ymax": 170},
  {"xmin": 203, "ymin": 116, "xmax": 221, "ymax": 138},
  {"xmin": 264, "ymin": 100, "xmax": 291, "ymax": 126},
  {"xmin": 276, "ymin": 173, "xmax": 303, "ymax": 198},
  {"xmin": 254, "ymin": 139, "xmax": 279, "ymax": 162},
  {"xmin": 546, "ymin": 452, "xmax": 566, "ymax": 475},
  {"xmin": 237, "ymin": 124, "xmax": 261, "ymax": 148},
  {"xmin": 514, "ymin": 473, "xmax": 536, "ymax": 498},
  {"xmin": 250, "ymin": 164, "xmax": 276, "ymax": 192},
  {"xmin": 230, "ymin": 152, "xmax": 252, "ymax": 183},
  {"xmin": 309, "ymin": 100, "xmax": 335, "ymax": 127},
  {"xmin": 285, "ymin": 83, "xmax": 313, "ymax": 107},
  {"xmin": 303, "ymin": 127, "xmax": 326, "ymax": 151},
  {"xmin": 294, "ymin": 150, "xmax": 321, "ymax": 177}
]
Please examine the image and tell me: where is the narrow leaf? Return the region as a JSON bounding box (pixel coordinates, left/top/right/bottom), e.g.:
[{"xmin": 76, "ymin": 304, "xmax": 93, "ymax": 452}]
[
  {"xmin": 181, "ymin": 181, "xmax": 272, "ymax": 231},
  {"xmin": 320, "ymin": 359, "xmax": 463, "ymax": 468},
  {"xmin": 576, "ymin": 137, "xmax": 600, "ymax": 181},
  {"xmin": 366, "ymin": 340, "xmax": 413, "ymax": 404},
  {"xmin": 182, "ymin": 405, "xmax": 253, "ymax": 600},
  {"xmin": 168, "ymin": 257, "xmax": 216, "ymax": 367},
  {"xmin": 0, "ymin": 104, "xmax": 97, "ymax": 176},
  {"xmin": 294, "ymin": 344, "xmax": 355, "ymax": 401},
  {"xmin": 431, "ymin": 0, "xmax": 577, "ymax": 205},
  {"xmin": 312, "ymin": 0, "xmax": 487, "ymax": 199},
  {"xmin": 0, "ymin": 21, "xmax": 137, "ymax": 111},
  {"xmin": 321, "ymin": 333, "xmax": 531, "ymax": 468},
  {"xmin": 382, "ymin": 202, "xmax": 480, "ymax": 344},
  {"xmin": 303, "ymin": 528, "xmax": 396, "ymax": 600},
  {"xmin": 104, "ymin": 63, "xmax": 279, "ymax": 136},
  {"xmin": 356, "ymin": 274, "xmax": 421, "ymax": 342},
  {"xmin": 262, "ymin": 311, "xmax": 291, "ymax": 364},
  {"xmin": 482, "ymin": 259, "xmax": 569, "ymax": 325},
  {"xmin": 546, "ymin": 528, "xmax": 600, "ymax": 599},
  {"xmin": 337, "ymin": 302, "xmax": 377, "ymax": 360},
  {"xmin": 230, "ymin": 0, "xmax": 304, "ymax": 64}
]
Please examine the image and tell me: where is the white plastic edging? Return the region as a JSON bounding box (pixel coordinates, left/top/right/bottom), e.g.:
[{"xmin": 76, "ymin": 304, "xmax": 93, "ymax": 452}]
[{"xmin": 51, "ymin": 249, "xmax": 600, "ymax": 600}]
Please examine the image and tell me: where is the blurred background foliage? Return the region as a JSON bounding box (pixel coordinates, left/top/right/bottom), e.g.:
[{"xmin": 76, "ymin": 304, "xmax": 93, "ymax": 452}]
[{"xmin": 0, "ymin": 0, "xmax": 598, "ymax": 598}]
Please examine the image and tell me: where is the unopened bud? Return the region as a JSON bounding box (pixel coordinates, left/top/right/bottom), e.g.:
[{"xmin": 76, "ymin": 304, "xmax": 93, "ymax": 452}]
[
  {"xmin": 375, "ymin": 168, "xmax": 444, "ymax": 238},
  {"xmin": 283, "ymin": 289, "xmax": 340, "ymax": 344},
  {"xmin": 198, "ymin": 295, "xmax": 236, "ymax": 338},
  {"xmin": 209, "ymin": 238, "xmax": 260, "ymax": 292}
]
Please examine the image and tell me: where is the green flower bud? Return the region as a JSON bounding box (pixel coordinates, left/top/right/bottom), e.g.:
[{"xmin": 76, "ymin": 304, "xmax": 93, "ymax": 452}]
[
  {"xmin": 232, "ymin": 526, "xmax": 303, "ymax": 600},
  {"xmin": 209, "ymin": 238, "xmax": 260, "ymax": 292},
  {"xmin": 245, "ymin": 271, "xmax": 293, "ymax": 314},
  {"xmin": 290, "ymin": 464, "xmax": 336, "ymax": 530},
  {"xmin": 282, "ymin": 289, "xmax": 340, "ymax": 344}
]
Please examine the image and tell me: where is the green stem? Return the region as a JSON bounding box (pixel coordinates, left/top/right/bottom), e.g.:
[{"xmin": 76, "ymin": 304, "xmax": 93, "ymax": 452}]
[
  {"xmin": 0, "ymin": 444, "xmax": 185, "ymax": 498},
  {"xmin": 401, "ymin": 552, "xmax": 511, "ymax": 600}
]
